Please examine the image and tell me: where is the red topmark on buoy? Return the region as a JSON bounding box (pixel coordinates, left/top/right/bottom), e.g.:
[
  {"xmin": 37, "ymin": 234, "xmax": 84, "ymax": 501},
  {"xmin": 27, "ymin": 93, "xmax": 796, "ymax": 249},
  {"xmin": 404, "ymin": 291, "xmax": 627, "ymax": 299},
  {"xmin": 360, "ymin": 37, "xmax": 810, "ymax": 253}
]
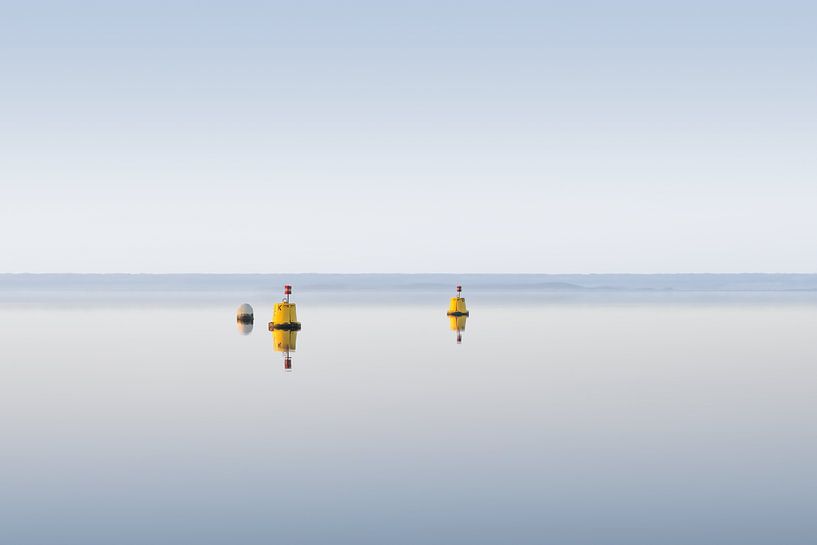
[{"xmin": 284, "ymin": 285, "xmax": 292, "ymax": 295}]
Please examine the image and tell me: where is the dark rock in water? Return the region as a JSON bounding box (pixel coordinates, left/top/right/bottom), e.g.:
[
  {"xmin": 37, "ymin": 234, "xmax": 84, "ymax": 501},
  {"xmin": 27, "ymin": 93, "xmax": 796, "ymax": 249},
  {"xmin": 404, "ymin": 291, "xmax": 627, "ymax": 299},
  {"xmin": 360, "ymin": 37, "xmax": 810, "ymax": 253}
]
[{"xmin": 236, "ymin": 303, "xmax": 253, "ymax": 323}]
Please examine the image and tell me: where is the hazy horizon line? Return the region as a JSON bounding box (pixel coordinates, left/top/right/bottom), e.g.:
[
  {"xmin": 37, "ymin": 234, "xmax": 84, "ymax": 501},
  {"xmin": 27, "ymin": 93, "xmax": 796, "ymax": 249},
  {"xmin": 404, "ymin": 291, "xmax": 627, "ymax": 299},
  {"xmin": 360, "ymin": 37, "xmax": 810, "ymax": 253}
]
[
  {"xmin": 4, "ymin": 272, "xmax": 817, "ymax": 276},
  {"xmin": 5, "ymin": 272, "xmax": 817, "ymax": 294}
]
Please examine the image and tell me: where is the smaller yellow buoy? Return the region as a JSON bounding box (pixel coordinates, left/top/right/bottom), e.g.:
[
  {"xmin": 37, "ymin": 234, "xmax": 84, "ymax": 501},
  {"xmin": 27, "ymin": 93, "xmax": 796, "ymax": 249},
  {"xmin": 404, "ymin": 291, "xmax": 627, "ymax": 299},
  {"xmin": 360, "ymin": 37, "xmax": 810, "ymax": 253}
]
[
  {"xmin": 446, "ymin": 284, "xmax": 469, "ymax": 316},
  {"xmin": 268, "ymin": 284, "xmax": 302, "ymax": 331}
]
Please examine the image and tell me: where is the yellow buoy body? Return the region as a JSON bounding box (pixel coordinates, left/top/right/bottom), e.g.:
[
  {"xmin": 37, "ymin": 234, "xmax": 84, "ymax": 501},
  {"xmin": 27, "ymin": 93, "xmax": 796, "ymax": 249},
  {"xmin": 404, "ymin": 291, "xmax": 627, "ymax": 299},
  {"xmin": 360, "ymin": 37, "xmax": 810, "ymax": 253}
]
[
  {"xmin": 269, "ymin": 302, "xmax": 301, "ymax": 330},
  {"xmin": 273, "ymin": 329, "xmax": 298, "ymax": 353},
  {"xmin": 273, "ymin": 302, "xmax": 298, "ymax": 324},
  {"xmin": 449, "ymin": 315, "xmax": 467, "ymax": 332},
  {"xmin": 446, "ymin": 297, "xmax": 469, "ymax": 316}
]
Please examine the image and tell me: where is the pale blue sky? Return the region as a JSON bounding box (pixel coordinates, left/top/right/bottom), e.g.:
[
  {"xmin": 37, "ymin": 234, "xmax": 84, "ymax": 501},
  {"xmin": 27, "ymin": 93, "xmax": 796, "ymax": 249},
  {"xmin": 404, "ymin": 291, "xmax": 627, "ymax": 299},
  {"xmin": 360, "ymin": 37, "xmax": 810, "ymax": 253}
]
[{"xmin": 2, "ymin": 0, "xmax": 815, "ymax": 272}]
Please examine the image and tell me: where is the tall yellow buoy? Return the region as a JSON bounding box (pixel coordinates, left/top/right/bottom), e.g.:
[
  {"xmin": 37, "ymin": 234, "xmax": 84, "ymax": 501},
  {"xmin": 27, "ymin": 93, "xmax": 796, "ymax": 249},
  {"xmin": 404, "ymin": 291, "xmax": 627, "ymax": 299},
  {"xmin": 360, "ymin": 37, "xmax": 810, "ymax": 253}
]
[
  {"xmin": 268, "ymin": 284, "xmax": 302, "ymax": 331},
  {"xmin": 273, "ymin": 328, "xmax": 298, "ymax": 371},
  {"xmin": 446, "ymin": 285, "xmax": 469, "ymax": 317}
]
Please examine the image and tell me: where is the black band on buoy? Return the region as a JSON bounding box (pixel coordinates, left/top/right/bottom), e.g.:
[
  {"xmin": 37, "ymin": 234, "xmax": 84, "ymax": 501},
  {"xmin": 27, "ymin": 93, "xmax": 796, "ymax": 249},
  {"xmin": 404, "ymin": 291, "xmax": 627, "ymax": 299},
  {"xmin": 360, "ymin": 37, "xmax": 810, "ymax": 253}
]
[{"xmin": 268, "ymin": 322, "xmax": 302, "ymax": 331}]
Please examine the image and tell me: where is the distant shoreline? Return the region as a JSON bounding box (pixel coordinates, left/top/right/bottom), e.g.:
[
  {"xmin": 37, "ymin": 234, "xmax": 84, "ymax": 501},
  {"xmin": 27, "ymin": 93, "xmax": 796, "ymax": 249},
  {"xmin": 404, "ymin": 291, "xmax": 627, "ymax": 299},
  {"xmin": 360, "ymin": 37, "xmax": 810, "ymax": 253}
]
[{"xmin": 3, "ymin": 273, "xmax": 817, "ymax": 292}]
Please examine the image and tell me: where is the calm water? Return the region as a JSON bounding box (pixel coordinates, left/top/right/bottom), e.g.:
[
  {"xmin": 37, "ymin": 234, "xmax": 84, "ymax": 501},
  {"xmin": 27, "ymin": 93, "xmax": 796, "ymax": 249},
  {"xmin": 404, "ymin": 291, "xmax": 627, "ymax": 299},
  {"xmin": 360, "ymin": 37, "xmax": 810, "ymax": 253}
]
[{"xmin": 1, "ymin": 290, "xmax": 816, "ymax": 544}]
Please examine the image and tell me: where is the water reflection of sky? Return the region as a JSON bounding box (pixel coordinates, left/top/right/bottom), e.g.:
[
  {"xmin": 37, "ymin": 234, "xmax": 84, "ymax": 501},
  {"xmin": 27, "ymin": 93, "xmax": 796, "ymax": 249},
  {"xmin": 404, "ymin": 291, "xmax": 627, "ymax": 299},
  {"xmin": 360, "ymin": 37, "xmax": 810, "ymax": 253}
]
[{"xmin": 1, "ymin": 292, "xmax": 816, "ymax": 543}]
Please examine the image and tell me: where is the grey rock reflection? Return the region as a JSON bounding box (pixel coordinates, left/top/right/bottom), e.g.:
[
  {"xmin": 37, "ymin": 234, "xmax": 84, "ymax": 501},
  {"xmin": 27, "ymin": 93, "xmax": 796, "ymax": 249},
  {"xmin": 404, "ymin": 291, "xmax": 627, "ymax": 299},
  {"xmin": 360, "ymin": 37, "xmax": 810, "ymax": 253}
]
[{"xmin": 236, "ymin": 321, "xmax": 254, "ymax": 335}]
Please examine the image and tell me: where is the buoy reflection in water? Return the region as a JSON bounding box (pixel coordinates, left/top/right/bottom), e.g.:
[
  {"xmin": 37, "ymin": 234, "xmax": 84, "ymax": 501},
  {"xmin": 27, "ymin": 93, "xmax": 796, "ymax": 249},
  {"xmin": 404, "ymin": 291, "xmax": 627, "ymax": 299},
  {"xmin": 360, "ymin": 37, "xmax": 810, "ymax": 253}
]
[
  {"xmin": 272, "ymin": 329, "xmax": 298, "ymax": 371},
  {"xmin": 449, "ymin": 314, "xmax": 468, "ymax": 344}
]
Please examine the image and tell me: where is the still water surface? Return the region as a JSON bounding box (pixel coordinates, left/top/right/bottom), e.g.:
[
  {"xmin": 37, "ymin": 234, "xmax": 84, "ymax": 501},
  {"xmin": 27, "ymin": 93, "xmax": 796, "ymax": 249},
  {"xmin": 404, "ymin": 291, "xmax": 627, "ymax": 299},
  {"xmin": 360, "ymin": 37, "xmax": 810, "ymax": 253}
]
[{"xmin": 1, "ymin": 291, "xmax": 816, "ymax": 544}]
